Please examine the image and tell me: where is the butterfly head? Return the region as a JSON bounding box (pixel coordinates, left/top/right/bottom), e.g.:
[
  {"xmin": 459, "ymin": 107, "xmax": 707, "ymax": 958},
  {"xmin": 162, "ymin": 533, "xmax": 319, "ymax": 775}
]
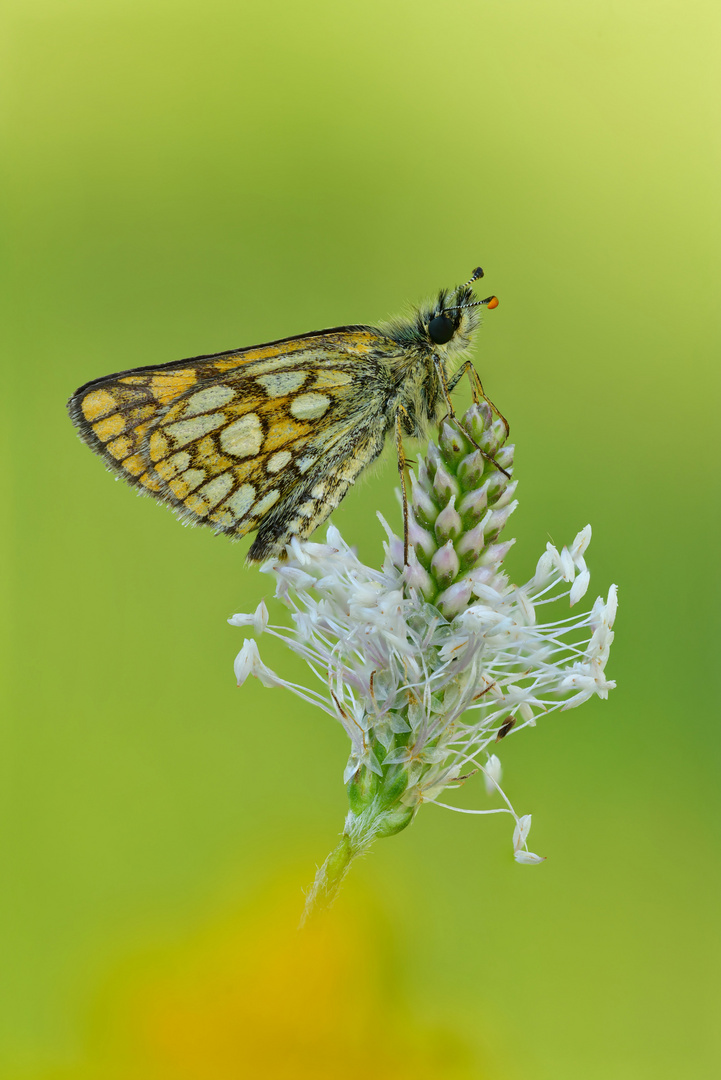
[{"xmin": 425, "ymin": 266, "xmax": 498, "ymax": 351}]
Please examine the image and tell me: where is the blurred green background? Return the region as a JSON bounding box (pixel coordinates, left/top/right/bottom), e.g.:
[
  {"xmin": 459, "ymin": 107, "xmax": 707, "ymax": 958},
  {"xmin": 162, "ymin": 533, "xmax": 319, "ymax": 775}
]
[{"xmin": 3, "ymin": 0, "xmax": 719, "ymax": 1077}]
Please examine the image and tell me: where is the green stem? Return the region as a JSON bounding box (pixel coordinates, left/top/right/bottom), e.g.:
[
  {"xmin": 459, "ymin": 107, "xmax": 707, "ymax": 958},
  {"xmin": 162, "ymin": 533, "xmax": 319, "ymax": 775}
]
[
  {"xmin": 300, "ymin": 833, "xmax": 357, "ymax": 927},
  {"xmin": 300, "ymin": 799, "xmax": 412, "ymax": 926}
]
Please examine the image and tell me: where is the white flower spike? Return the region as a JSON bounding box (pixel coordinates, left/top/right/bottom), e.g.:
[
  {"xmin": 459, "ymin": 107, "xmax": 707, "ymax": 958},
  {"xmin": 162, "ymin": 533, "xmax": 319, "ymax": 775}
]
[{"xmin": 229, "ymin": 403, "xmax": 617, "ymax": 921}]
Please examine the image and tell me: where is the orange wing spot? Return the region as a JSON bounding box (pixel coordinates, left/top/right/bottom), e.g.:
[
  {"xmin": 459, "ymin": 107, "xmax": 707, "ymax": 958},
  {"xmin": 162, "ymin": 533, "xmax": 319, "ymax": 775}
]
[
  {"xmin": 213, "ymin": 358, "xmax": 245, "ymax": 372},
  {"xmin": 107, "ymin": 435, "xmax": 134, "ymax": 460},
  {"xmin": 139, "ymin": 472, "xmax": 162, "ymax": 491},
  {"xmin": 329, "ymin": 330, "xmax": 377, "ymax": 354},
  {"xmin": 118, "ymin": 376, "xmax": 148, "ymax": 385},
  {"xmin": 233, "ymin": 515, "xmax": 259, "ymax": 537},
  {"xmin": 213, "ymin": 347, "xmax": 281, "ymax": 373},
  {"xmin": 194, "ymin": 435, "xmax": 233, "ymax": 476},
  {"xmin": 263, "ymin": 418, "xmax": 311, "ymax": 452},
  {"xmin": 122, "ymin": 454, "xmax": 146, "ymax": 477},
  {"xmin": 127, "ymin": 404, "xmax": 156, "ymax": 423},
  {"xmin": 224, "ymin": 396, "xmax": 265, "ymax": 417},
  {"xmin": 158, "ymin": 400, "xmax": 185, "ymax": 425},
  {"xmin": 149, "ymin": 431, "xmax": 169, "ymax": 462},
  {"xmin": 208, "ymin": 508, "xmax": 234, "ymax": 526},
  {"xmin": 150, "ymin": 369, "xmax": 197, "ymax": 405},
  {"xmin": 81, "ymin": 389, "xmax": 118, "ymax": 422},
  {"xmin": 92, "ymin": 413, "xmax": 126, "ymax": 441},
  {"xmin": 168, "ymin": 477, "xmax": 190, "ymax": 499},
  {"xmin": 133, "ymin": 420, "xmax": 154, "ymax": 445},
  {"xmin": 231, "ymin": 460, "xmax": 260, "ymax": 484},
  {"xmin": 184, "ymin": 493, "xmax": 209, "ymax": 517},
  {"xmin": 167, "ymin": 469, "xmax": 204, "ymax": 500}
]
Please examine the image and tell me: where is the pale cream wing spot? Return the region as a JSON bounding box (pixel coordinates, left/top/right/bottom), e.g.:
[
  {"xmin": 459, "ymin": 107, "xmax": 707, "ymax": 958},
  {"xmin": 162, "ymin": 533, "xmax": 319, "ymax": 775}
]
[
  {"xmin": 266, "ymin": 450, "xmax": 292, "ymax": 474},
  {"xmin": 164, "ymin": 413, "xmax": 227, "ymax": 448},
  {"xmin": 289, "ymin": 393, "xmax": 331, "ymax": 420},
  {"xmin": 311, "ymin": 369, "xmax": 353, "ymax": 390},
  {"xmin": 220, "ymin": 414, "xmax": 263, "ymax": 458},
  {"xmin": 252, "ymin": 489, "xmax": 281, "ymax": 516},
  {"xmin": 311, "ymin": 483, "xmax": 327, "ymax": 499},
  {"xmin": 182, "ymin": 385, "xmax": 236, "ymax": 417},
  {"xmin": 200, "ymin": 472, "xmax": 234, "ymax": 508},
  {"xmin": 223, "ymin": 484, "xmax": 256, "ymax": 519},
  {"xmin": 295, "ymin": 454, "xmax": 316, "ymax": 474},
  {"xmin": 256, "ymin": 371, "xmax": 307, "ymax": 397}
]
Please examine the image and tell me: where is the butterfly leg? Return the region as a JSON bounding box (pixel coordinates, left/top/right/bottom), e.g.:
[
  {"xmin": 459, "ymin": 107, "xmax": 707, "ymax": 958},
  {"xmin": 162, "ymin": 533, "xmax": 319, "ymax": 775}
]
[
  {"xmin": 394, "ymin": 407, "xmax": 411, "ymax": 566},
  {"xmin": 432, "ymin": 358, "xmax": 511, "ymax": 479},
  {"xmin": 447, "ymin": 360, "xmax": 510, "ymax": 438}
]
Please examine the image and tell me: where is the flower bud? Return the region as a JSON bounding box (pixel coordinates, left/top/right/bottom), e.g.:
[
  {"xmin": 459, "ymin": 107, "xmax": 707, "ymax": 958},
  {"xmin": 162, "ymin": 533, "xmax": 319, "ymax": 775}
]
[
  {"xmin": 482, "ymin": 501, "xmax": 517, "ymax": 544},
  {"xmin": 430, "ymin": 540, "xmax": 460, "ymax": 588},
  {"xmin": 411, "ymin": 472, "xmax": 439, "ymax": 526},
  {"xmin": 458, "ymin": 482, "xmax": 490, "ymax": 527},
  {"xmin": 408, "ymin": 514, "xmax": 436, "ymax": 564},
  {"xmin": 466, "ymin": 402, "xmax": 493, "ymax": 443},
  {"xmin": 439, "ymin": 420, "xmax": 470, "ymax": 465},
  {"xmin": 405, "ymin": 559, "xmax": 435, "ymax": 599},
  {"xmin": 425, "ymin": 442, "xmax": 442, "ymax": 480},
  {"xmin": 432, "ymin": 462, "xmax": 460, "ymax": 502},
  {"xmin": 479, "ymin": 539, "xmax": 515, "ymax": 568},
  {"xmin": 437, "ymin": 578, "xmax": 474, "ymax": 618},
  {"xmin": 477, "ymin": 416, "xmax": 509, "ymax": 455},
  {"xmin": 492, "ymin": 479, "xmax": 518, "ymax": 509},
  {"xmin": 456, "ymin": 520, "xmax": 486, "ymax": 567},
  {"xmin": 457, "ymin": 449, "xmax": 485, "ymax": 489},
  {"xmin": 434, "ymin": 495, "xmax": 463, "ymax": 543}
]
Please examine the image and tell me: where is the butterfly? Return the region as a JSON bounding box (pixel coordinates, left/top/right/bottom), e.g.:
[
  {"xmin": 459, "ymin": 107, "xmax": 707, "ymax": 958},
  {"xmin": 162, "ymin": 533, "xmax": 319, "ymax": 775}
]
[{"xmin": 67, "ymin": 267, "xmax": 505, "ymax": 562}]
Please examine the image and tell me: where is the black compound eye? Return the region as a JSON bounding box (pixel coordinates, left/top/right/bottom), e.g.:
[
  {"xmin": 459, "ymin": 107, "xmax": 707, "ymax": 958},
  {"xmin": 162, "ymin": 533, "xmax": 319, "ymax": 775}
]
[{"xmin": 428, "ymin": 315, "xmax": 455, "ymax": 345}]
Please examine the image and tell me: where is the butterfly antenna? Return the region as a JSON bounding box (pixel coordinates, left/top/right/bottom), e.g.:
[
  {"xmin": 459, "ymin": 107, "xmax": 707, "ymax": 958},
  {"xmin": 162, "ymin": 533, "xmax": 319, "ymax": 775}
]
[
  {"xmin": 444, "ymin": 266, "xmax": 498, "ymax": 312},
  {"xmin": 463, "ymin": 266, "xmax": 485, "ymax": 287},
  {"xmin": 443, "ymin": 295, "xmax": 499, "ymax": 313}
]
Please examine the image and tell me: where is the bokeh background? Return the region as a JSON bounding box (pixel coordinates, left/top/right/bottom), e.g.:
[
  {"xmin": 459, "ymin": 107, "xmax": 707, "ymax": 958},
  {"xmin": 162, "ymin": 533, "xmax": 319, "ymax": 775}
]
[{"xmin": 3, "ymin": 0, "xmax": 719, "ymax": 1077}]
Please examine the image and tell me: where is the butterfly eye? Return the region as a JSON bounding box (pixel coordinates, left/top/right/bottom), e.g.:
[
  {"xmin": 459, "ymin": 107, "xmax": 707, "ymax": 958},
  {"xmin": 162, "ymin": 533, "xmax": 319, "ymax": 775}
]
[{"xmin": 427, "ymin": 315, "xmax": 455, "ymax": 345}]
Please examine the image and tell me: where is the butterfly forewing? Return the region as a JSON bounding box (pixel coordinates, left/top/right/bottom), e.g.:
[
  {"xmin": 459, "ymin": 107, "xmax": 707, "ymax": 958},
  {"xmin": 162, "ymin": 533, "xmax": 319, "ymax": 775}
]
[{"xmin": 68, "ymin": 328, "xmax": 393, "ymax": 553}]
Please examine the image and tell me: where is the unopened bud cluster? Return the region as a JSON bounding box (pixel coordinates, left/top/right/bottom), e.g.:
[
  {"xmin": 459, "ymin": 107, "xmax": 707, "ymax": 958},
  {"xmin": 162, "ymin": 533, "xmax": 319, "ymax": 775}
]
[{"xmin": 400, "ymin": 404, "xmax": 517, "ymax": 615}]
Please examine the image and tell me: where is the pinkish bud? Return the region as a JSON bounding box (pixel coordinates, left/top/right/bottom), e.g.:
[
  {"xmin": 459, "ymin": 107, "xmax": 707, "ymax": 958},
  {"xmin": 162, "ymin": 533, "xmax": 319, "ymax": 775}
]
[
  {"xmin": 411, "ymin": 473, "xmax": 439, "ymax": 526},
  {"xmin": 456, "ymin": 520, "xmax": 486, "ymax": 567},
  {"xmin": 439, "ymin": 421, "xmax": 470, "ymax": 464},
  {"xmin": 457, "ymin": 449, "xmax": 485, "ymax": 489},
  {"xmin": 434, "ymin": 496, "xmax": 463, "ymax": 543},
  {"xmin": 431, "ymin": 540, "xmax": 460, "ymax": 587},
  {"xmin": 433, "ymin": 462, "xmax": 460, "ymax": 502},
  {"xmin": 458, "ymin": 482, "xmax": 490, "ymax": 527},
  {"xmin": 437, "ymin": 578, "xmax": 474, "ymax": 618}
]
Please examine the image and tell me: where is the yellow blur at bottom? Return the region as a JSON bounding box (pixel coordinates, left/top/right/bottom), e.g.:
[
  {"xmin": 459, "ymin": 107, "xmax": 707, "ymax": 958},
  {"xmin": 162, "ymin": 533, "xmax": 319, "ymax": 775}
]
[{"xmin": 34, "ymin": 885, "xmax": 491, "ymax": 1080}]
